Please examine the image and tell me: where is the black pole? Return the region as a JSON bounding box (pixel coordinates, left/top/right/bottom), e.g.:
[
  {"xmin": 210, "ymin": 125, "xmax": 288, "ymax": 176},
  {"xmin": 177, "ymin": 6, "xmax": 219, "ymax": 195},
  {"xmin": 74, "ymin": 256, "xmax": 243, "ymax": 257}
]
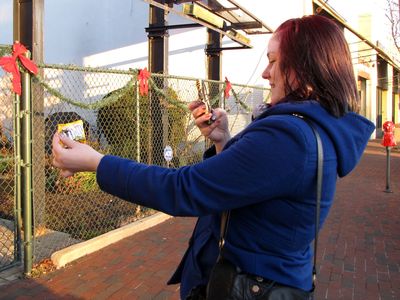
[
  {"xmin": 205, "ymin": 28, "xmax": 222, "ymax": 106},
  {"xmin": 13, "ymin": 0, "xmax": 32, "ymax": 49},
  {"xmin": 384, "ymin": 146, "xmax": 393, "ymax": 193},
  {"xmin": 147, "ymin": 1, "xmax": 168, "ymax": 166},
  {"xmin": 205, "ymin": 0, "xmax": 222, "ymax": 85},
  {"xmin": 148, "ymin": 2, "xmax": 168, "ymax": 75},
  {"xmin": 205, "ymin": 28, "xmax": 222, "ymax": 83},
  {"xmin": 204, "ymin": 29, "xmax": 221, "ymax": 150}
]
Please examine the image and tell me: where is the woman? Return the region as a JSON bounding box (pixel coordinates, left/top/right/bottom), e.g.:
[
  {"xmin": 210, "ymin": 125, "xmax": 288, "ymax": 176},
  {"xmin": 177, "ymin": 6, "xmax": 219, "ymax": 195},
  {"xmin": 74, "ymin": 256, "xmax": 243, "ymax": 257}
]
[{"xmin": 52, "ymin": 15, "xmax": 375, "ymax": 299}]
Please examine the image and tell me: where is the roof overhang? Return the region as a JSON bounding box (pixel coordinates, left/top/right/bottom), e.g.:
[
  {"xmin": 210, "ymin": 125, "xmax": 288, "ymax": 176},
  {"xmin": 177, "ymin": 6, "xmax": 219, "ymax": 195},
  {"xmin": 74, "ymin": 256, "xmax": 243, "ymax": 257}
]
[
  {"xmin": 313, "ymin": 0, "xmax": 400, "ymax": 69},
  {"xmin": 143, "ymin": 0, "xmax": 273, "ymax": 49}
]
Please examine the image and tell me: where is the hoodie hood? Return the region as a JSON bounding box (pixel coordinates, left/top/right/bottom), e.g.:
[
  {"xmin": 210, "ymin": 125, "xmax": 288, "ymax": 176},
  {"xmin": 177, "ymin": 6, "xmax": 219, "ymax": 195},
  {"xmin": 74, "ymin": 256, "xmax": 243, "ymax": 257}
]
[{"xmin": 259, "ymin": 100, "xmax": 375, "ymax": 177}]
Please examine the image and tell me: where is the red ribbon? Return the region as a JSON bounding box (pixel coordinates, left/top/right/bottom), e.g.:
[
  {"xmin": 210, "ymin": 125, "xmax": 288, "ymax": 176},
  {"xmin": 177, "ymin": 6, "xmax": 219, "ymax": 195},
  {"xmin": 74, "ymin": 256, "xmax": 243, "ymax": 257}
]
[
  {"xmin": 224, "ymin": 77, "xmax": 232, "ymax": 98},
  {"xmin": 138, "ymin": 68, "xmax": 150, "ymax": 96},
  {"xmin": 0, "ymin": 41, "xmax": 38, "ymax": 95}
]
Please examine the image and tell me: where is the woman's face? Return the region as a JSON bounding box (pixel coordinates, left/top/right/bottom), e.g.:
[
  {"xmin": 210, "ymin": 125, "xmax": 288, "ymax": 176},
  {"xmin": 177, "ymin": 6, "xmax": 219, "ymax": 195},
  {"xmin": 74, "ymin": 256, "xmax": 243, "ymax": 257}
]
[{"xmin": 262, "ymin": 35, "xmax": 286, "ymax": 105}]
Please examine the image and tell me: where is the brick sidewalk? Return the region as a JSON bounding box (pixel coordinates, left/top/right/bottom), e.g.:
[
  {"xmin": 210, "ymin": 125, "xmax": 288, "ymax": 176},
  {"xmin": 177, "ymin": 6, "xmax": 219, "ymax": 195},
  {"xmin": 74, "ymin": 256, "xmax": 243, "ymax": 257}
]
[{"xmin": 0, "ymin": 141, "xmax": 399, "ymax": 300}]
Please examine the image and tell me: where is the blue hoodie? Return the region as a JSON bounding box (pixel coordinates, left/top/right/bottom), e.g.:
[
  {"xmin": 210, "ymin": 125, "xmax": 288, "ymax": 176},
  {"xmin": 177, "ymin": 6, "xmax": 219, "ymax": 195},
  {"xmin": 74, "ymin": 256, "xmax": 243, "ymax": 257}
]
[{"xmin": 97, "ymin": 100, "xmax": 375, "ymax": 298}]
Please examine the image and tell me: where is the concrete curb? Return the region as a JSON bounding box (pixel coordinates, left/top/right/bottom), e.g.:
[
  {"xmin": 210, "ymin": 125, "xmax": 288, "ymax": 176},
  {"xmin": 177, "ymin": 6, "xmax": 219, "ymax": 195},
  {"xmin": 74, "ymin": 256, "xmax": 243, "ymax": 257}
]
[{"xmin": 51, "ymin": 212, "xmax": 173, "ymax": 269}]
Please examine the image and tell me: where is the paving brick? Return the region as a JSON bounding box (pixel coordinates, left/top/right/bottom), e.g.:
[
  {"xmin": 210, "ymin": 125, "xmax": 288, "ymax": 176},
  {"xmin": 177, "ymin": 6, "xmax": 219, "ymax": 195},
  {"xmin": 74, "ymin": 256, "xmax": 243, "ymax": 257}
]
[
  {"xmin": 327, "ymin": 281, "xmax": 341, "ymax": 298},
  {"xmin": 341, "ymin": 272, "xmax": 355, "ymax": 289},
  {"xmin": 340, "ymin": 287, "xmax": 354, "ymax": 300},
  {"xmin": 314, "ymin": 282, "xmax": 329, "ymax": 299}
]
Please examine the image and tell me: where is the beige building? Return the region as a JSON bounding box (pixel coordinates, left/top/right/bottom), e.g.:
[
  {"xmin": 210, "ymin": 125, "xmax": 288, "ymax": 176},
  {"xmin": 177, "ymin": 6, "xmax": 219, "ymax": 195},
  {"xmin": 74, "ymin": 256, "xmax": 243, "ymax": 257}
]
[{"xmin": 311, "ymin": 0, "xmax": 400, "ymax": 138}]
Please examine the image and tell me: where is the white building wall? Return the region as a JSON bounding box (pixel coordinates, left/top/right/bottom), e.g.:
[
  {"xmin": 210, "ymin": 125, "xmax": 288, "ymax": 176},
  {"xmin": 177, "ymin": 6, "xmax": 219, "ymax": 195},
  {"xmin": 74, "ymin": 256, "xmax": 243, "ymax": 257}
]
[{"xmin": 368, "ymin": 67, "xmax": 378, "ymax": 126}]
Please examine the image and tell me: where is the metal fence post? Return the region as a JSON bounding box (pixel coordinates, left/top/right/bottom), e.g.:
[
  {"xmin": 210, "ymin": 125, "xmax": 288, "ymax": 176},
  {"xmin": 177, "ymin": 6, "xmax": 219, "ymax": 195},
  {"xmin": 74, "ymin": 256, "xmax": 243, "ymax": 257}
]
[
  {"xmin": 13, "ymin": 92, "xmax": 23, "ymax": 264},
  {"xmin": 136, "ymin": 80, "xmax": 141, "ymax": 162},
  {"xmin": 20, "ymin": 52, "xmax": 34, "ymax": 275}
]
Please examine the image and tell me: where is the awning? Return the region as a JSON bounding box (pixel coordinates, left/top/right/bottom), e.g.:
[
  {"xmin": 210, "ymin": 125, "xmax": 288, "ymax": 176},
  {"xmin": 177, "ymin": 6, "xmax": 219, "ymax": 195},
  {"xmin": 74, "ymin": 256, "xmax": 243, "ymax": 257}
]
[
  {"xmin": 313, "ymin": 0, "xmax": 400, "ymax": 69},
  {"xmin": 143, "ymin": 0, "xmax": 273, "ymax": 48}
]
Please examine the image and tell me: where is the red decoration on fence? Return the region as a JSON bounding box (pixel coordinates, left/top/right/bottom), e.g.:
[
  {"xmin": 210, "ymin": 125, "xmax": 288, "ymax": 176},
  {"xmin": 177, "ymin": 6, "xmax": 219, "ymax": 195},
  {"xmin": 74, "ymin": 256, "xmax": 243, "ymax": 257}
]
[
  {"xmin": 0, "ymin": 41, "xmax": 38, "ymax": 95},
  {"xmin": 224, "ymin": 77, "xmax": 232, "ymax": 98},
  {"xmin": 138, "ymin": 68, "xmax": 150, "ymax": 96}
]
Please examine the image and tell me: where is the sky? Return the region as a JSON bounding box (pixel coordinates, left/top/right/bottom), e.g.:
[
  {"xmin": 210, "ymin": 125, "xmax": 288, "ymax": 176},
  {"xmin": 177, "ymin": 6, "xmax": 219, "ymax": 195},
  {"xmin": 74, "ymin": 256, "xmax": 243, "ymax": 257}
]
[{"xmin": 0, "ymin": 0, "xmax": 12, "ymax": 44}]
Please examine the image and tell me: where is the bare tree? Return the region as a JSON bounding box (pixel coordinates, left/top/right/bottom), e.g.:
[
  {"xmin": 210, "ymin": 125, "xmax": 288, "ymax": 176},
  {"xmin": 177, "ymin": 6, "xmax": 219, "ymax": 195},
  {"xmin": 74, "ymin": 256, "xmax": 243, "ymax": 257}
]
[{"xmin": 386, "ymin": 0, "xmax": 400, "ymax": 52}]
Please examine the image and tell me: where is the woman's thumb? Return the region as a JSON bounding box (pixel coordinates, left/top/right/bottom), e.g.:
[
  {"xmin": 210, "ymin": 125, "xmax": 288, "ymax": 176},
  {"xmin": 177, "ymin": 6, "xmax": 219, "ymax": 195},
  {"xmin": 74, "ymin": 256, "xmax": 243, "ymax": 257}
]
[{"xmin": 59, "ymin": 133, "xmax": 77, "ymax": 148}]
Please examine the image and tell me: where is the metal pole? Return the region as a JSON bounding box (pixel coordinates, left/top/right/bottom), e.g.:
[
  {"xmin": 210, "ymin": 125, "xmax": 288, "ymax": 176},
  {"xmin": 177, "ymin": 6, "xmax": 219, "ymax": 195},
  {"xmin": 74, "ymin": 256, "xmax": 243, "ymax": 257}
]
[
  {"xmin": 148, "ymin": 1, "xmax": 168, "ymax": 166},
  {"xmin": 13, "ymin": 93, "xmax": 22, "ymax": 263},
  {"xmin": 206, "ymin": 28, "xmax": 222, "ymax": 83},
  {"xmin": 384, "ymin": 146, "xmax": 393, "ymax": 193},
  {"xmin": 14, "ymin": 0, "xmax": 44, "ymax": 275},
  {"xmin": 21, "ymin": 52, "xmax": 34, "ymax": 275},
  {"xmin": 13, "ymin": 0, "xmax": 32, "ymax": 50},
  {"xmin": 136, "ymin": 81, "xmax": 141, "ymax": 162}
]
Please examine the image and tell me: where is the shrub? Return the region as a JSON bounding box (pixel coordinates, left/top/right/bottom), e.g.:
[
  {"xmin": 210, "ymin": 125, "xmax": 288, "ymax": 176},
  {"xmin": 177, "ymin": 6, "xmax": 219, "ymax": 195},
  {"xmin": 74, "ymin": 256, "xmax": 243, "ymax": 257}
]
[
  {"xmin": 97, "ymin": 82, "xmax": 189, "ymax": 165},
  {"xmin": 0, "ymin": 154, "xmax": 12, "ymax": 175}
]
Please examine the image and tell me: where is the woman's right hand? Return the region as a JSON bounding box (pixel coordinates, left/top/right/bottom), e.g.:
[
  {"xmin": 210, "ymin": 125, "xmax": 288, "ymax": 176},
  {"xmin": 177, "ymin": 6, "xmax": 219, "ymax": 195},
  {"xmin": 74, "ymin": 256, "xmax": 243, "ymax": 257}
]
[
  {"xmin": 189, "ymin": 101, "xmax": 231, "ymax": 153},
  {"xmin": 52, "ymin": 133, "xmax": 104, "ymax": 177}
]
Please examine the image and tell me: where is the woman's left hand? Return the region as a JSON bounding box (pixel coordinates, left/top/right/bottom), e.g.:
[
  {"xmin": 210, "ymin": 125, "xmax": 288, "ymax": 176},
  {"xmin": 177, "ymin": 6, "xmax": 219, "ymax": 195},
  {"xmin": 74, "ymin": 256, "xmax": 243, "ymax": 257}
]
[
  {"xmin": 188, "ymin": 101, "xmax": 231, "ymax": 153},
  {"xmin": 52, "ymin": 133, "xmax": 104, "ymax": 177}
]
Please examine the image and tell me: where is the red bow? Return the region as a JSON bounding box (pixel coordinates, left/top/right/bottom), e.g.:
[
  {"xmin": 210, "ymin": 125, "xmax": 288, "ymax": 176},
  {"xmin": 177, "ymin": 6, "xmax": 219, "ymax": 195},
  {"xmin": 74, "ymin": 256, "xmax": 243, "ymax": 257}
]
[
  {"xmin": 0, "ymin": 41, "xmax": 38, "ymax": 95},
  {"xmin": 224, "ymin": 77, "xmax": 232, "ymax": 98},
  {"xmin": 138, "ymin": 68, "xmax": 150, "ymax": 96}
]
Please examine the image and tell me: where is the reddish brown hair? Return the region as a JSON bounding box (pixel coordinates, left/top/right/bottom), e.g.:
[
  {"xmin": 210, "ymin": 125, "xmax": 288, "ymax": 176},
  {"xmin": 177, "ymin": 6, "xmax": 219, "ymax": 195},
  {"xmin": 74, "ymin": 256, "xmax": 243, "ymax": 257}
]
[{"xmin": 274, "ymin": 15, "xmax": 359, "ymax": 117}]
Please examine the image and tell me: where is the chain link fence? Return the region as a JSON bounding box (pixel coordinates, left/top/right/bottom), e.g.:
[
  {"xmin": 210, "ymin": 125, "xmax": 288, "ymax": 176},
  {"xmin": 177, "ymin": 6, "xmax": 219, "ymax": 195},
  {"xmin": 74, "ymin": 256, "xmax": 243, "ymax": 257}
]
[
  {"xmin": 0, "ymin": 56, "xmax": 270, "ymax": 267},
  {"xmin": 0, "ymin": 45, "xmax": 20, "ymax": 271}
]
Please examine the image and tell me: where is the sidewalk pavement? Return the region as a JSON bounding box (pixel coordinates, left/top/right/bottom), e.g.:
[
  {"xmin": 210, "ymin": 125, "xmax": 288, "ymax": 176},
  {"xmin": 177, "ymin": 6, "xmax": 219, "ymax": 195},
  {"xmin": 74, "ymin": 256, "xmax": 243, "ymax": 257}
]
[{"xmin": 0, "ymin": 140, "xmax": 399, "ymax": 300}]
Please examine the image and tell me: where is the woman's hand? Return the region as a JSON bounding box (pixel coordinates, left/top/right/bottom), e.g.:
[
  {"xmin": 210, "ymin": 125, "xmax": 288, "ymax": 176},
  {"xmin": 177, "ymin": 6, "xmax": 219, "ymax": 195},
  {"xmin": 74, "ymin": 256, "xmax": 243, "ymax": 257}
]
[
  {"xmin": 189, "ymin": 101, "xmax": 231, "ymax": 153},
  {"xmin": 52, "ymin": 133, "xmax": 104, "ymax": 177}
]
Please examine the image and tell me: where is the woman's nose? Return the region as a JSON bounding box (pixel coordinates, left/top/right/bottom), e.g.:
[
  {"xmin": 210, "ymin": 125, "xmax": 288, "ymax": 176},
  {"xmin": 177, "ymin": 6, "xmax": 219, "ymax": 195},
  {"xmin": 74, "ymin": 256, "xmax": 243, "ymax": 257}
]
[{"xmin": 262, "ymin": 67, "xmax": 270, "ymax": 80}]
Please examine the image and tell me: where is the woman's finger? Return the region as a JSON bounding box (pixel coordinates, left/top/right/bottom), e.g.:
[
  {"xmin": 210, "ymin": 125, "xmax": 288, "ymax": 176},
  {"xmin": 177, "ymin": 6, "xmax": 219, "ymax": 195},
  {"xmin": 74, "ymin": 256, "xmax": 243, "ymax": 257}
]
[
  {"xmin": 52, "ymin": 133, "xmax": 63, "ymax": 155},
  {"xmin": 188, "ymin": 100, "xmax": 203, "ymax": 111},
  {"xmin": 59, "ymin": 134, "xmax": 79, "ymax": 148},
  {"xmin": 191, "ymin": 105, "xmax": 208, "ymax": 119},
  {"xmin": 194, "ymin": 112, "xmax": 213, "ymax": 128},
  {"xmin": 52, "ymin": 156, "xmax": 58, "ymax": 168},
  {"xmin": 60, "ymin": 169, "xmax": 74, "ymax": 178}
]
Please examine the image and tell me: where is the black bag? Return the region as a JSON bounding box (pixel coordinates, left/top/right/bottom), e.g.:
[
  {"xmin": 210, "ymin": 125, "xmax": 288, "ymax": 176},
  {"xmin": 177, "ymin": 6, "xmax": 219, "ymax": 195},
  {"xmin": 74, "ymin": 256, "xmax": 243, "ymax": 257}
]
[
  {"xmin": 205, "ymin": 258, "xmax": 313, "ymax": 300},
  {"xmin": 201, "ymin": 116, "xmax": 322, "ymax": 300}
]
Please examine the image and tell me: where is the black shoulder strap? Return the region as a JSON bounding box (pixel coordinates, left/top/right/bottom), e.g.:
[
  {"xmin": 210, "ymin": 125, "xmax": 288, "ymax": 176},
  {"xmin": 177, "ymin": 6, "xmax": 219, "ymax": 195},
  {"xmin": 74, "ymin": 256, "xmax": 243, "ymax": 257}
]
[
  {"xmin": 301, "ymin": 116, "xmax": 323, "ymax": 289},
  {"xmin": 218, "ymin": 114, "xmax": 324, "ymax": 289}
]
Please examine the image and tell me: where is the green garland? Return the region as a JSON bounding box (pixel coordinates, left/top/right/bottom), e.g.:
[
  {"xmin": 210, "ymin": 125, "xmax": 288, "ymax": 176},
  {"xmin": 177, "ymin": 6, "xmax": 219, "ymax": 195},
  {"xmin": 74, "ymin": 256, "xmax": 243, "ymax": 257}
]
[
  {"xmin": 231, "ymin": 88, "xmax": 251, "ymax": 112},
  {"xmin": 148, "ymin": 79, "xmax": 190, "ymax": 112},
  {"xmin": 0, "ymin": 51, "xmax": 252, "ymax": 112},
  {"xmin": 32, "ymin": 75, "xmax": 137, "ymax": 110},
  {"xmin": 0, "ymin": 45, "xmax": 12, "ymax": 58},
  {"xmin": 33, "ymin": 66, "xmax": 248, "ymax": 112}
]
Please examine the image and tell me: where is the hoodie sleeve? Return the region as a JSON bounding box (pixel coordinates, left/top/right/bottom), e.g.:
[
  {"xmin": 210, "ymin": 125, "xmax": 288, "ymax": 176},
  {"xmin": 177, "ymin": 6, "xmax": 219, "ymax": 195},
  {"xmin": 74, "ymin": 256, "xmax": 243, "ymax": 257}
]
[{"xmin": 96, "ymin": 116, "xmax": 310, "ymax": 217}]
